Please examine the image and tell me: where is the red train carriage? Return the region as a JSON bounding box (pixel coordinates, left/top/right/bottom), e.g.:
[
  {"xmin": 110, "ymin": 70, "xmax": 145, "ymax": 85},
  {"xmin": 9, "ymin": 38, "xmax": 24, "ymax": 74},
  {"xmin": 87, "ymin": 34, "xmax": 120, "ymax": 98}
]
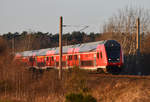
[{"xmin": 15, "ymin": 40, "xmax": 123, "ymax": 73}]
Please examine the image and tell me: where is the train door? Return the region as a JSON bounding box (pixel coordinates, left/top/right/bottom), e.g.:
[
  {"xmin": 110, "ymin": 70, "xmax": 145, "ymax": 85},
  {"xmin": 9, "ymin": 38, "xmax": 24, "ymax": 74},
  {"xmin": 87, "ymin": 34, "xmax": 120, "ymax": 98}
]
[
  {"xmin": 73, "ymin": 55, "xmax": 79, "ymax": 66},
  {"xmin": 29, "ymin": 56, "xmax": 36, "ymax": 67},
  {"xmin": 96, "ymin": 51, "xmax": 100, "ymax": 66},
  {"xmin": 37, "ymin": 56, "xmax": 42, "ymax": 68},
  {"xmin": 68, "ymin": 55, "xmax": 73, "ymax": 67},
  {"xmin": 99, "ymin": 51, "xmax": 103, "ymax": 66},
  {"xmin": 50, "ymin": 56, "xmax": 55, "ymax": 67},
  {"xmin": 45, "ymin": 56, "xmax": 50, "ymax": 66},
  {"xmin": 96, "ymin": 50, "xmax": 104, "ymax": 66},
  {"xmin": 41, "ymin": 56, "xmax": 46, "ymax": 67},
  {"xmin": 62, "ymin": 56, "xmax": 67, "ymax": 68},
  {"xmin": 55, "ymin": 56, "xmax": 59, "ymax": 68}
]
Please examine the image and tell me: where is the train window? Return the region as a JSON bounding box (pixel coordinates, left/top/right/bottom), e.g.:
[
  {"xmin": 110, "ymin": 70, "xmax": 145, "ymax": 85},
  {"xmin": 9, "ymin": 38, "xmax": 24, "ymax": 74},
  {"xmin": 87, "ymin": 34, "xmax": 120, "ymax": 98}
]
[
  {"xmin": 97, "ymin": 53, "xmax": 99, "ymax": 59},
  {"xmin": 29, "ymin": 57, "xmax": 35, "ymax": 62},
  {"xmin": 100, "ymin": 52, "xmax": 103, "ymax": 58},
  {"xmin": 81, "ymin": 60, "xmax": 94, "ymax": 66},
  {"xmin": 51, "ymin": 56, "xmax": 54, "ymax": 61},
  {"xmin": 68, "ymin": 55, "xmax": 72, "ymax": 60},
  {"xmin": 74, "ymin": 55, "xmax": 77, "ymax": 60},
  {"xmin": 47, "ymin": 57, "xmax": 49, "ymax": 61}
]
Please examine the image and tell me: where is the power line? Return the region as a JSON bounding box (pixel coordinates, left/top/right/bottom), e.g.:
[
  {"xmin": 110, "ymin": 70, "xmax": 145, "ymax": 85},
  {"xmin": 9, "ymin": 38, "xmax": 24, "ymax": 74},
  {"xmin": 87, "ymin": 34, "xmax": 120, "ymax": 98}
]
[{"xmin": 63, "ymin": 25, "xmax": 89, "ymax": 32}]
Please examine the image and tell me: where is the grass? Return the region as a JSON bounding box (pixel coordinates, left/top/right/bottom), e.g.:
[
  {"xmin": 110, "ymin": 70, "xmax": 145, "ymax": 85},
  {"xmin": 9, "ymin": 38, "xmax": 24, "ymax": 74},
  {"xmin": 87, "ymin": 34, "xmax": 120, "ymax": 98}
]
[{"xmin": 1, "ymin": 38, "xmax": 150, "ymax": 102}]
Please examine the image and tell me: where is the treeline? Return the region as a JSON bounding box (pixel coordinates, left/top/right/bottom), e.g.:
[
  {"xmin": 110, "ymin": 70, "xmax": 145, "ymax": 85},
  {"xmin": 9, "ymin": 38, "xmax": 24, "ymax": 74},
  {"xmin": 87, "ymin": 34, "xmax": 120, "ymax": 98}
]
[
  {"xmin": 1, "ymin": 31, "xmax": 102, "ymax": 52},
  {"xmin": 1, "ymin": 30, "xmax": 150, "ymax": 55}
]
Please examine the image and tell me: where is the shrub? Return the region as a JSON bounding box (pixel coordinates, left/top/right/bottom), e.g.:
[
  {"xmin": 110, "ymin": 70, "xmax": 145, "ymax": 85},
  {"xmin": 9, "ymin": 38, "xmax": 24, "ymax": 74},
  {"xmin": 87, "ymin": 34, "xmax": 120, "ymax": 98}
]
[
  {"xmin": 65, "ymin": 93, "xmax": 97, "ymax": 102},
  {"xmin": 64, "ymin": 66, "xmax": 89, "ymax": 93},
  {"xmin": 0, "ymin": 100, "xmax": 11, "ymax": 102},
  {"xmin": 83, "ymin": 95, "xmax": 97, "ymax": 102},
  {"xmin": 0, "ymin": 80, "xmax": 13, "ymax": 93}
]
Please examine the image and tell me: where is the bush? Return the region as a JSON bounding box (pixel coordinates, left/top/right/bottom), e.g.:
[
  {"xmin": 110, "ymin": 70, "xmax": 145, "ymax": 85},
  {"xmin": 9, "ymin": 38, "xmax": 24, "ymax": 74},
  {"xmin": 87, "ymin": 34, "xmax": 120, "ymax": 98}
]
[
  {"xmin": 0, "ymin": 80, "xmax": 13, "ymax": 92},
  {"xmin": 0, "ymin": 100, "xmax": 11, "ymax": 102},
  {"xmin": 83, "ymin": 95, "xmax": 97, "ymax": 102},
  {"xmin": 65, "ymin": 93, "xmax": 97, "ymax": 102},
  {"xmin": 64, "ymin": 67, "xmax": 89, "ymax": 93}
]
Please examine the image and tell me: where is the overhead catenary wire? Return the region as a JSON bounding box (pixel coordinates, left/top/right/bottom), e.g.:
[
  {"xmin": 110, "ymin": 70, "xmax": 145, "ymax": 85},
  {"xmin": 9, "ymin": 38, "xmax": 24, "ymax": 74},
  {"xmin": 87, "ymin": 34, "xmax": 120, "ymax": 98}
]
[{"xmin": 63, "ymin": 25, "xmax": 89, "ymax": 32}]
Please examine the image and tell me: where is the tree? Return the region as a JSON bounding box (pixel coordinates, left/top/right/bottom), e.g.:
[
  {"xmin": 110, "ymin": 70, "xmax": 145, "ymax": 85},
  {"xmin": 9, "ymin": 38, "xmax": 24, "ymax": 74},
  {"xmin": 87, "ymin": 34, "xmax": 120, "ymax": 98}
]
[{"xmin": 103, "ymin": 6, "xmax": 150, "ymax": 55}]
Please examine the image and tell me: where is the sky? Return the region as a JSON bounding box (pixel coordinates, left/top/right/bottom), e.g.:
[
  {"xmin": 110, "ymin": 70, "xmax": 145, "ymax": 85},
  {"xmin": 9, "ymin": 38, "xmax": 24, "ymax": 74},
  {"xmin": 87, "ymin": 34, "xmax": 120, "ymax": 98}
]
[{"xmin": 0, "ymin": 0, "xmax": 150, "ymax": 34}]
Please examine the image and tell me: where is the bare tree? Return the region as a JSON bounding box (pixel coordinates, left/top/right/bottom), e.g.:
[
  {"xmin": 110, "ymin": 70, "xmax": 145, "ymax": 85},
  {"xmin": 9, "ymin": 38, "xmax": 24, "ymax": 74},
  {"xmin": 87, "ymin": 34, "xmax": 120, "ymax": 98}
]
[{"xmin": 103, "ymin": 6, "xmax": 150, "ymax": 55}]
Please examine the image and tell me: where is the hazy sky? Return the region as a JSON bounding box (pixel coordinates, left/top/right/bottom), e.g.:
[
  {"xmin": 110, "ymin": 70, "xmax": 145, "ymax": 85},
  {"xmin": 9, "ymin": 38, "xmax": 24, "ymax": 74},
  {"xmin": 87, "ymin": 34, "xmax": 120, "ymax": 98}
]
[{"xmin": 0, "ymin": 0, "xmax": 150, "ymax": 34}]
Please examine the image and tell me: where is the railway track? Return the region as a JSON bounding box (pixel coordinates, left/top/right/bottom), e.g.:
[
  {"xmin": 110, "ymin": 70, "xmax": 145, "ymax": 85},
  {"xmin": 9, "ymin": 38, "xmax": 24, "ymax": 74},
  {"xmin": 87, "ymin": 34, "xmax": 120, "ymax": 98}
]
[{"xmin": 89, "ymin": 73, "xmax": 150, "ymax": 80}]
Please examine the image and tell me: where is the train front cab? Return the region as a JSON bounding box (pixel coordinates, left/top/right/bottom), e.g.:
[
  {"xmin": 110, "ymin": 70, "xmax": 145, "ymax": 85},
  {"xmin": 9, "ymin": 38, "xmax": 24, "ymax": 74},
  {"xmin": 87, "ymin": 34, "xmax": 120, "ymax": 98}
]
[
  {"xmin": 96, "ymin": 40, "xmax": 123, "ymax": 74},
  {"xmin": 105, "ymin": 40, "xmax": 123, "ymax": 74}
]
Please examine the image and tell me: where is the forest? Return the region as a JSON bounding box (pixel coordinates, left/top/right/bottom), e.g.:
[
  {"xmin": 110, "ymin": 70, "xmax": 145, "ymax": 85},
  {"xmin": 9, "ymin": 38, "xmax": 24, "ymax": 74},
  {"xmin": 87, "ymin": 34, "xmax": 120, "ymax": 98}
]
[{"xmin": 1, "ymin": 31, "xmax": 101, "ymax": 52}]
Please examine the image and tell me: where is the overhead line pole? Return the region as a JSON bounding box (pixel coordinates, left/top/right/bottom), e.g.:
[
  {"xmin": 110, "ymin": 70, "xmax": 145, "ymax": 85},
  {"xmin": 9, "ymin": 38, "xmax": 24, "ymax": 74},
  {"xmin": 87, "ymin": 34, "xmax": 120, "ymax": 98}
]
[
  {"xmin": 59, "ymin": 16, "xmax": 63, "ymax": 80},
  {"xmin": 136, "ymin": 17, "xmax": 141, "ymax": 75},
  {"xmin": 58, "ymin": 17, "xmax": 89, "ymax": 79},
  {"xmin": 136, "ymin": 17, "xmax": 140, "ymax": 54}
]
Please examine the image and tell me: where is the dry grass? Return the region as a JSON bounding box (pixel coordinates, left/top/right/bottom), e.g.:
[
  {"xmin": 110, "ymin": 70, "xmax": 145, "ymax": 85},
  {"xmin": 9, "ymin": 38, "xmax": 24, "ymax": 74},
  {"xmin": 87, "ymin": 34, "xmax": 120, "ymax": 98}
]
[
  {"xmin": 91, "ymin": 78, "xmax": 150, "ymax": 102},
  {"xmin": 1, "ymin": 38, "xmax": 150, "ymax": 102}
]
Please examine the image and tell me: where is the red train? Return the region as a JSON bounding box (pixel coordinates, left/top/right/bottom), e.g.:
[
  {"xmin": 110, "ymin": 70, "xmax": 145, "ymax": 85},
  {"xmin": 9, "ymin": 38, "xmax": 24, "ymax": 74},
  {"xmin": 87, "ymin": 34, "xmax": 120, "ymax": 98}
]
[{"xmin": 15, "ymin": 40, "xmax": 124, "ymax": 73}]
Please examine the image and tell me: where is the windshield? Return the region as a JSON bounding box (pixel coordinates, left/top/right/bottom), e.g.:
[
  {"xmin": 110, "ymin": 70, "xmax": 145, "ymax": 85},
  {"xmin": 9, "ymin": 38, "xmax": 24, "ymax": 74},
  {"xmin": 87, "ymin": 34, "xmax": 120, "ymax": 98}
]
[{"xmin": 105, "ymin": 46, "xmax": 120, "ymax": 59}]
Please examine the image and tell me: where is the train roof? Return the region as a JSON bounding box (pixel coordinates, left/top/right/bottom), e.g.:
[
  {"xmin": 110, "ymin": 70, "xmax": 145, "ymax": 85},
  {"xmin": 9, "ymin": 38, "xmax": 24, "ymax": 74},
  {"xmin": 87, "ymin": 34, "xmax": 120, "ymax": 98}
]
[{"xmin": 17, "ymin": 40, "xmax": 119, "ymax": 57}]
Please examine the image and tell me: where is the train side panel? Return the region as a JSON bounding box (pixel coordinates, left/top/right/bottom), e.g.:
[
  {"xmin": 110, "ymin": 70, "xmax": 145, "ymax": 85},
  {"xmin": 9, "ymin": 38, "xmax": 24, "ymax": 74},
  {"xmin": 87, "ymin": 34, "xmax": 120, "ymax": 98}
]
[
  {"xmin": 80, "ymin": 53, "xmax": 95, "ymax": 69},
  {"xmin": 16, "ymin": 40, "xmax": 124, "ymax": 74},
  {"xmin": 96, "ymin": 44, "xmax": 108, "ymax": 68}
]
